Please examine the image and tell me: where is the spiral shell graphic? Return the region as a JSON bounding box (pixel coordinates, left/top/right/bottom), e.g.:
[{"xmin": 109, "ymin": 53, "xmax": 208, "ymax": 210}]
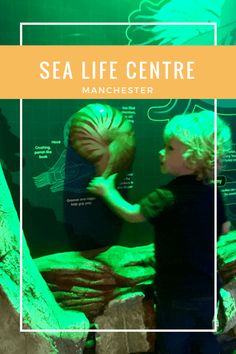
[{"xmin": 69, "ymin": 104, "xmax": 135, "ymax": 177}]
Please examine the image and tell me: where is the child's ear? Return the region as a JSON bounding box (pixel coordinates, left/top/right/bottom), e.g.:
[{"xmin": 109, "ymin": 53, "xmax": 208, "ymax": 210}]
[
  {"xmin": 182, "ymin": 151, "xmax": 191, "ymax": 166},
  {"xmin": 183, "ymin": 153, "xmax": 196, "ymax": 172}
]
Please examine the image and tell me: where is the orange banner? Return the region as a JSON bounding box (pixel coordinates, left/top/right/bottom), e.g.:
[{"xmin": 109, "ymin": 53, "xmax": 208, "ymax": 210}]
[{"xmin": 0, "ymin": 45, "xmax": 235, "ymax": 98}]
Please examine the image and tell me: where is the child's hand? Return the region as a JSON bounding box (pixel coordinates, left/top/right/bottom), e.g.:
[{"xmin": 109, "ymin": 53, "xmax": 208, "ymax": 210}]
[{"xmin": 87, "ymin": 173, "xmax": 117, "ymax": 197}]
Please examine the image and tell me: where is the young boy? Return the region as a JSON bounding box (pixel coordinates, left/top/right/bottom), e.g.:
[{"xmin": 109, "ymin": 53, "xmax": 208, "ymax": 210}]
[{"xmin": 88, "ymin": 110, "xmax": 232, "ymax": 353}]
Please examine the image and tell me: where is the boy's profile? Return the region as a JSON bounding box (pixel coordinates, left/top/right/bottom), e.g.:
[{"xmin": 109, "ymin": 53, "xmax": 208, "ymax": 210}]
[{"xmin": 88, "ymin": 110, "xmax": 232, "ymax": 353}]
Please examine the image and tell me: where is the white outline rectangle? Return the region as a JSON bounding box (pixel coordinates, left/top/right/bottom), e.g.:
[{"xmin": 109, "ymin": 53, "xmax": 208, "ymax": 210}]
[{"xmin": 20, "ymin": 22, "xmax": 217, "ymax": 333}]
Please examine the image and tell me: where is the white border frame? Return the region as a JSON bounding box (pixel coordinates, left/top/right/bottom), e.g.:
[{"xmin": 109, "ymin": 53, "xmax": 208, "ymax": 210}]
[{"xmin": 20, "ymin": 22, "xmax": 217, "ymax": 333}]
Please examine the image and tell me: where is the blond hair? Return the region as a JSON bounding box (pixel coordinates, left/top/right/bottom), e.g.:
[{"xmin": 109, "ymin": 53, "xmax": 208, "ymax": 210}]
[{"xmin": 164, "ymin": 110, "xmax": 232, "ymax": 179}]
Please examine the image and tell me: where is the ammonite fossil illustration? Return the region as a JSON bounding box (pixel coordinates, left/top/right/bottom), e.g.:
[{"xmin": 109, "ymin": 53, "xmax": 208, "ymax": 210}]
[{"xmin": 69, "ymin": 103, "xmax": 136, "ymax": 177}]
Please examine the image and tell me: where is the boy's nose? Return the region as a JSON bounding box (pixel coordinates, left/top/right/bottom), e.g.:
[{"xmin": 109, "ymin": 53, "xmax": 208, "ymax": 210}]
[{"xmin": 159, "ymin": 149, "xmax": 165, "ymax": 157}]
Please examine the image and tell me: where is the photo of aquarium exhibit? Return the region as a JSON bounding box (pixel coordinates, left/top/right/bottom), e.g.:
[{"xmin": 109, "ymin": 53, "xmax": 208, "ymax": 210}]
[
  {"xmin": 1, "ymin": 99, "xmax": 235, "ymax": 256},
  {"xmin": 1, "ymin": 98, "xmax": 236, "ymax": 353},
  {"xmin": 1, "ymin": 0, "xmax": 236, "ymax": 352}
]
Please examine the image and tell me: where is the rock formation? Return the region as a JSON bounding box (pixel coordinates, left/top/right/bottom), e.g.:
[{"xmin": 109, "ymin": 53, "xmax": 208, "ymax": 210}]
[{"xmin": 0, "ymin": 164, "xmax": 90, "ymax": 353}]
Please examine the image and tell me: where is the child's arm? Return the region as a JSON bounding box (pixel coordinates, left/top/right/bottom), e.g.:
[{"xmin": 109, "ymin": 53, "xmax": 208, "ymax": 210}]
[{"xmin": 87, "ymin": 174, "xmax": 146, "ymax": 223}]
